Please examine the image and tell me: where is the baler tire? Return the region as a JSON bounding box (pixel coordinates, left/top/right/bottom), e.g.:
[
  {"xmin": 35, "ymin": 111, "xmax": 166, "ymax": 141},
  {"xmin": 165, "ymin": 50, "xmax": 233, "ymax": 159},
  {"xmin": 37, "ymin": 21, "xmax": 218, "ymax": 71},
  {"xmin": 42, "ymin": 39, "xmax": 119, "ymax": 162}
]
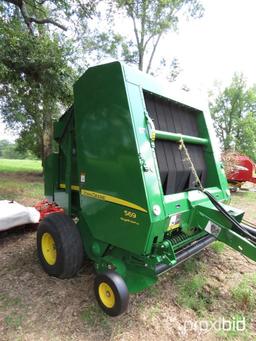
[
  {"xmin": 94, "ymin": 271, "xmax": 129, "ymax": 316},
  {"xmin": 37, "ymin": 213, "xmax": 84, "ymax": 279}
]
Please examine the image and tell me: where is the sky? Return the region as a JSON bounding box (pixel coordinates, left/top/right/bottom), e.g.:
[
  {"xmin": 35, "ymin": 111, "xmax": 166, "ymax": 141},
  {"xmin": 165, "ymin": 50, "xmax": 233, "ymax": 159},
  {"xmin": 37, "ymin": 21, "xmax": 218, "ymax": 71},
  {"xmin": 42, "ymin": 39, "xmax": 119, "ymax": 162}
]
[
  {"xmin": 165, "ymin": 0, "xmax": 256, "ymax": 91},
  {"xmin": 1, "ymin": 0, "xmax": 256, "ymax": 141}
]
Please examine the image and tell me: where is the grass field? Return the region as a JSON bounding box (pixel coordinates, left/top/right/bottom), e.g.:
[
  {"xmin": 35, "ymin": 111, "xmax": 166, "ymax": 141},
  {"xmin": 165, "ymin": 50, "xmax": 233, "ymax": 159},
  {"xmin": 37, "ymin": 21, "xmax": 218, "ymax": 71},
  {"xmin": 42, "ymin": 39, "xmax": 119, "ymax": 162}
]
[
  {"xmin": 0, "ymin": 159, "xmax": 43, "ymax": 206},
  {"xmin": 0, "ymin": 158, "xmax": 42, "ymax": 173},
  {"xmin": 0, "ymin": 160, "xmax": 256, "ymax": 340}
]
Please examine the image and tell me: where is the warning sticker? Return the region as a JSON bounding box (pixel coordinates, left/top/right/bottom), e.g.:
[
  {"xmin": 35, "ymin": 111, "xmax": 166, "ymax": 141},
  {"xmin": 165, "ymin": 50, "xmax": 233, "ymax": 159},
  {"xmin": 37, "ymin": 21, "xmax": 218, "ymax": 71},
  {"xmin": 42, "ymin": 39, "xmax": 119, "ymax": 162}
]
[{"xmin": 80, "ymin": 173, "xmax": 86, "ymax": 183}]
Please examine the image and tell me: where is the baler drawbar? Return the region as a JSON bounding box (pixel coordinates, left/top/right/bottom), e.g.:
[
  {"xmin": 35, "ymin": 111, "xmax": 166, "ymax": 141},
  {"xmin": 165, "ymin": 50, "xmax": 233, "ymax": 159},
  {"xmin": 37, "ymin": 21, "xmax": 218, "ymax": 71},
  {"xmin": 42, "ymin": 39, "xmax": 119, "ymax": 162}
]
[{"xmin": 37, "ymin": 62, "xmax": 256, "ymax": 316}]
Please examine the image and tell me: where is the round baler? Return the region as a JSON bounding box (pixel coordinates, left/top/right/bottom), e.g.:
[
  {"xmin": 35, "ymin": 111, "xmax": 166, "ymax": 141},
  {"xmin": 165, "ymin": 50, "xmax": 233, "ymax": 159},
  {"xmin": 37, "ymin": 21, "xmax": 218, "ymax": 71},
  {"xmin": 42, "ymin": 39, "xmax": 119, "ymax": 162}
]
[{"xmin": 37, "ymin": 61, "xmax": 256, "ymax": 316}]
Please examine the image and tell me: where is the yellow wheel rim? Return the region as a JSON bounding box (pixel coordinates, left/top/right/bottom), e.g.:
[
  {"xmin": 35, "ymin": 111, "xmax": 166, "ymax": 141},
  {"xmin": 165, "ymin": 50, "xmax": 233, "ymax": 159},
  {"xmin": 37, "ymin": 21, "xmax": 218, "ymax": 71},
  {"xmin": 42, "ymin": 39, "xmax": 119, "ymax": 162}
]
[
  {"xmin": 98, "ymin": 282, "xmax": 115, "ymax": 308},
  {"xmin": 41, "ymin": 232, "xmax": 57, "ymax": 265}
]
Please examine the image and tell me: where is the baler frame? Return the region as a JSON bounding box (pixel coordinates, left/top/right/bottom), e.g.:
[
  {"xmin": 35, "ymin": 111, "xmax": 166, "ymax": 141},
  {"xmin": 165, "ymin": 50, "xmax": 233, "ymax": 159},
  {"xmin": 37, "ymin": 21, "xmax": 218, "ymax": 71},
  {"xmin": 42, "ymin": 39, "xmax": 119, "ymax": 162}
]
[{"xmin": 37, "ymin": 61, "xmax": 256, "ymax": 316}]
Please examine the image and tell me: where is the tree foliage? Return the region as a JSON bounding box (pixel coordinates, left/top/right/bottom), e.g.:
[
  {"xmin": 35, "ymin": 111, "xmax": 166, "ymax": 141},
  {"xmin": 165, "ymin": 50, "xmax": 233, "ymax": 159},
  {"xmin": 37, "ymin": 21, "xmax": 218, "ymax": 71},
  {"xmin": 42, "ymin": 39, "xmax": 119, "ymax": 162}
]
[
  {"xmin": 209, "ymin": 74, "xmax": 256, "ymax": 161},
  {"xmin": 0, "ymin": 12, "xmax": 76, "ymax": 160},
  {"xmin": 0, "ymin": 0, "xmax": 204, "ymax": 163},
  {"xmin": 1, "ymin": 0, "xmax": 97, "ymax": 34},
  {"xmin": 85, "ymin": 0, "xmax": 204, "ymax": 76},
  {"xmin": 0, "ymin": 139, "xmax": 33, "ymax": 159},
  {"xmin": 0, "ymin": 1, "xmax": 98, "ymax": 161}
]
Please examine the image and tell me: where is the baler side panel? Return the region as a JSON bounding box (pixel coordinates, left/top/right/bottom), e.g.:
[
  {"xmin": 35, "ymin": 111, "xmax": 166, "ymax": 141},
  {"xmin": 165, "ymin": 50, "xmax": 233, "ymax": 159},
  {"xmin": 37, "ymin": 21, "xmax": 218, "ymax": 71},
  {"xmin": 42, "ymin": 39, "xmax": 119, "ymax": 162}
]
[
  {"xmin": 123, "ymin": 81, "xmax": 170, "ymax": 253},
  {"xmin": 52, "ymin": 109, "xmax": 80, "ymax": 214},
  {"xmin": 73, "ymin": 62, "xmax": 152, "ymax": 255}
]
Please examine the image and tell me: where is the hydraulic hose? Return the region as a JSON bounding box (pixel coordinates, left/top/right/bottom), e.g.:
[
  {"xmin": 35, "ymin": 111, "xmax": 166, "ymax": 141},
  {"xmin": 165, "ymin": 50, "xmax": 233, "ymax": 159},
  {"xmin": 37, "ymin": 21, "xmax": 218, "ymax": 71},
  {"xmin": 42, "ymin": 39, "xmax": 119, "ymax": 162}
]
[
  {"xmin": 242, "ymin": 218, "xmax": 256, "ymax": 228},
  {"xmin": 187, "ymin": 188, "xmax": 256, "ymax": 244},
  {"xmin": 241, "ymin": 223, "xmax": 256, "ymax": 237}
]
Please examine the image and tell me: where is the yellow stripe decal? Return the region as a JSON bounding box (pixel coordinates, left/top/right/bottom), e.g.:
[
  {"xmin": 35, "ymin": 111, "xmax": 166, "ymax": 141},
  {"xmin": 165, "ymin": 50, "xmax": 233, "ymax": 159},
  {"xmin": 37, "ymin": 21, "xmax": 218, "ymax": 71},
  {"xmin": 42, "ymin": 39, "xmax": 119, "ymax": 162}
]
[
  {"xmin": 81, "ymin": 189, "xmax": 147, "ymax": 213},
  {"xmin": 71, "ymin": 185, "xmax": 80, "ymax": 191},
  {"xmin": 59, "ymin": 184, "xmax": 80, "ymax": 191},
  {"xmin": 59, "ymin": 184, "xmax": 146, "ymax": 212}
]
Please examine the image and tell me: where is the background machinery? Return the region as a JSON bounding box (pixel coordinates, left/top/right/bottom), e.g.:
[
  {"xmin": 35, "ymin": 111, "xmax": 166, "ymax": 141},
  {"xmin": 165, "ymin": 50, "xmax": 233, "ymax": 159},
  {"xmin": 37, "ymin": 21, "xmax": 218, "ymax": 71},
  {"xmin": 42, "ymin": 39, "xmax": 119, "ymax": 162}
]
[{"xmin": 227, "ymin": 154, "xmax": 256, "ymax": 190}]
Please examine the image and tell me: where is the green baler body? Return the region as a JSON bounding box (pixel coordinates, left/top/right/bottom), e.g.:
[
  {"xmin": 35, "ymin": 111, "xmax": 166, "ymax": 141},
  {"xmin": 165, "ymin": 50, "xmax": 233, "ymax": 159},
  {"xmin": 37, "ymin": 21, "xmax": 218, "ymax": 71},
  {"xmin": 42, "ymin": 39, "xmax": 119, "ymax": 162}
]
[{"xmin": 44, "ymin": 62, "xmax": 255, "ymax": 293}]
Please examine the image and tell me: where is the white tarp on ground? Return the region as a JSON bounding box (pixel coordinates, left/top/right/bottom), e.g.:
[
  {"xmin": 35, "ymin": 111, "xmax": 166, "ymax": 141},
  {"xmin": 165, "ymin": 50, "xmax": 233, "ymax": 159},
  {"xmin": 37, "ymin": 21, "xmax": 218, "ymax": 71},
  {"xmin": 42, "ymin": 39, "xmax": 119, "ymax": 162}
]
[{"xmin": 0, "ymin": 200, "xmax": 40, "ymax": 232}]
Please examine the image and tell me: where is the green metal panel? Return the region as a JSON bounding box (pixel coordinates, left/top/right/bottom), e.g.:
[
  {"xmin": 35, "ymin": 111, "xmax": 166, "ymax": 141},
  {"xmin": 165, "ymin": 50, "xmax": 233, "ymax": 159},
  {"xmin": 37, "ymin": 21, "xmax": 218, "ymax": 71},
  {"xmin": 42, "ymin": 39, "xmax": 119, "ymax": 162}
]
[
  {"xmin": 123, "ymin": 79, "xmax": 168, "ymax": 254},
  {"xmin": 74, "ymin": 62, "xmax": 154, "ymax": 255}
]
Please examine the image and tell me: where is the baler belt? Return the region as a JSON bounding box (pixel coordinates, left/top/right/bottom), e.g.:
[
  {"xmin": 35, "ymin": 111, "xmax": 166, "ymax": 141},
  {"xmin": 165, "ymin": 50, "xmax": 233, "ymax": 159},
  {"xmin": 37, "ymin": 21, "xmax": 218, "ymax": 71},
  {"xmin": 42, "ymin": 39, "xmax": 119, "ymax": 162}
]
[{"xmin": 144, "ymin": 91, "xmax": 207, "ymax": 195}]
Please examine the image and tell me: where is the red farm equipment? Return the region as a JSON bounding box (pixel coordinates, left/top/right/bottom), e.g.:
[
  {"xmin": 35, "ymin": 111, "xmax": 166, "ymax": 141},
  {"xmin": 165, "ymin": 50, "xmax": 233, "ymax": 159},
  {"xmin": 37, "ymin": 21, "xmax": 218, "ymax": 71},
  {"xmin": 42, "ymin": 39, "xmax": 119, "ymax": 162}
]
[{"xmin": 227, "ymin": 155, "xmax": 256, "ymax": 190}]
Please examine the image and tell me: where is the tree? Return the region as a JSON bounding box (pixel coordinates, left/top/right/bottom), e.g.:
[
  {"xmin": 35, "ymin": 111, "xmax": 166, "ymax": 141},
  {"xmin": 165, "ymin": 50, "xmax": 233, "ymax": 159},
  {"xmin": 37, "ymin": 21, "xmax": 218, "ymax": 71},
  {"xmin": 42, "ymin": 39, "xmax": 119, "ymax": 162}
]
[
  {"xmin": 0, "ymin": 15, "xmax": 75, "ymax": 161},
  {"xmin": 2, "ymin": 0, "xmax": 67, "ymax": 33},
  {"xmin": 0, "ymin": 139, "xmax": 32, "ymax": 159},
  {"xmin": 209, "ymin": 73, "xmax": 256, "ymax": 161},
  {"xmin": 0, "ymin": 0, "xmax": 204, "ymax": 163},
  {"xmin": 0, "ymin": 139, "xmax": 10, "ymax": 158},
  {"xmin": 236, "ymin": 112, "xmax": 256, "ymax": 160},
  {"xmin": 84, "ymin": 0, "xmax": 204, "ymax": 76},
  {"xmin": 1, "ymin": 0, "xmax": 97, "ymax": 34},
  {"xmin": 0, "ymin": 1, "xmax": 97, "ymax": 162}
]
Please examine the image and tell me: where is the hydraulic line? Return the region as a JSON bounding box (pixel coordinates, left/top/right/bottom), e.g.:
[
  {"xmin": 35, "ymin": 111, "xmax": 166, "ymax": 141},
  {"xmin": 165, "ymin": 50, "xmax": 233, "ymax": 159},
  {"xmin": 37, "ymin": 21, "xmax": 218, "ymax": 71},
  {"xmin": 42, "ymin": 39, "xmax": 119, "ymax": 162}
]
[
  {"xmin": 240, "ymin": 223, "xmax": 256, "ymax": 237},
  {"xmin": 242, "ymin": 218, "xmax": 256, "ymax": 228},
  {"xmin": 179, "ymin": 137, "xmax": 256, "ymax": 245},
  {"xmin": 202, "ymin": 190, "xmax": 256, "ymax": 244}
]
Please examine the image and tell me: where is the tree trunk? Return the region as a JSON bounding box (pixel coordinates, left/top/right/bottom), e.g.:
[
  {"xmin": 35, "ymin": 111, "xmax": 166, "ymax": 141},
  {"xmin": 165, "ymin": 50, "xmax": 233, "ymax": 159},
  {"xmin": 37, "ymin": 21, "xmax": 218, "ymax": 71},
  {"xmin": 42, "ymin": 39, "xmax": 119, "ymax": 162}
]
[
  {"xmin": 146, "ymin": 33, "xmax": 162, "ymax": 74},
  {"xmin": 42, "ymin": 110, "xmax": 53, "ymax": 166},
  {"xmin": 138, "ymin": 52, "xmax": 144, "ymax": 71}
]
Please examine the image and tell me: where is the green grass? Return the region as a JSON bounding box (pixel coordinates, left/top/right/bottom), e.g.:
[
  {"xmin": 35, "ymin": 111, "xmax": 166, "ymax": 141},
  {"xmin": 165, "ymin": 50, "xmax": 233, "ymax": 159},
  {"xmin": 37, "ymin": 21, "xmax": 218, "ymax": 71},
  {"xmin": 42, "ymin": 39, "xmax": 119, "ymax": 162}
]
[
  {"xmin": 0, "ymin": 159, "xmax": 43, "ymax": 204},
  {"xmin": 0, "ymin": 158, "xmax": 42, "ymax": 173},
  {"xmin": 231, "ymin": 274, "xmax": 256, "ymax": 313},
  {"xmin": 0, "ymin": 294, "xmax": 22, "ymax": 310},
  {"xmin": 175, "ymin": 259, "xmax": 220, "ymax": 315},
  {"xmin": 177, "ymin": 274, "xmax": 208, "ymax": 313},
  {"xmin": 231, "ymin": 191, "xmax": 256, "ymax": 204},
  {"xmin": 4, "ymin": 313, "xmax": 23, "ymax": 329},
  {"xmin": 182, "ymin": 258, "xmax": 200, "ymax": 273},
  {"xmin": 0, "ymin": 175, "xmax": 43, "ymax": 203},
  {"xmin": 0, "ymin": 293, "xmax": 24, "ymax": 330},
  {"xmin": 231, "ymin": 191, "xmax": 256, "ymax": 226},
  {"xmin": 211, "ymin": 241, "xmax": 226, "ymax": 254},
  {"xmin": 80, "ymin": 304, "xmax": 111, "ymax": 331}
]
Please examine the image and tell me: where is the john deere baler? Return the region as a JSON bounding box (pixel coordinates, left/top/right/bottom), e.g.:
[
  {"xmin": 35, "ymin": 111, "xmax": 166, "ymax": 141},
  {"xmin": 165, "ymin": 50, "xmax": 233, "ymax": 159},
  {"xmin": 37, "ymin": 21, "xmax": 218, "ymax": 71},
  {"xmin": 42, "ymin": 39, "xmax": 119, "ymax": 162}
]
[{"xmin": 37, "ymin": 61, "xmax": 256, "ymax": 316}]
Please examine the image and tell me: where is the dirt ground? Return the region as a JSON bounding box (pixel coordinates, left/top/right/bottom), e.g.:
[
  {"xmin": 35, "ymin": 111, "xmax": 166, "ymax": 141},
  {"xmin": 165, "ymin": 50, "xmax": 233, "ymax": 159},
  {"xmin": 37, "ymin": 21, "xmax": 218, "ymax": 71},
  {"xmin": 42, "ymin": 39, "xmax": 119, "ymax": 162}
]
[{"xmin": 0, "ymin": 174, "xmax": 256, "ymax": 341}]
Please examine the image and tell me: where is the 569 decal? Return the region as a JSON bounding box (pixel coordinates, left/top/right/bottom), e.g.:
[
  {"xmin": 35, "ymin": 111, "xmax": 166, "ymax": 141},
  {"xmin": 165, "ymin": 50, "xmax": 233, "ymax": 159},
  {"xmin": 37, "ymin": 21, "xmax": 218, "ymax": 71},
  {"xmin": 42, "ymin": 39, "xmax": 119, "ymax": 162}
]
[{"xmin": 123, "ymin": 210, "xmax": 136, "ymax": 219}]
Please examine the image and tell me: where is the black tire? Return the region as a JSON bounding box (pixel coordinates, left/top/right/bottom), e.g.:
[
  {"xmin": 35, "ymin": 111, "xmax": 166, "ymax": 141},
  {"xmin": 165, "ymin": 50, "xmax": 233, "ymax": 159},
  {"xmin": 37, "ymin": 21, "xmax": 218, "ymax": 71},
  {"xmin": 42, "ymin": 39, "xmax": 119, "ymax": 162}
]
[
  {"xmin": 94, "ymin": 271, "xmax": 129, "ymax": 316},
  {"xmin": 37, "ymin": 213, "xmax": 84, "ymax": 278}
]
